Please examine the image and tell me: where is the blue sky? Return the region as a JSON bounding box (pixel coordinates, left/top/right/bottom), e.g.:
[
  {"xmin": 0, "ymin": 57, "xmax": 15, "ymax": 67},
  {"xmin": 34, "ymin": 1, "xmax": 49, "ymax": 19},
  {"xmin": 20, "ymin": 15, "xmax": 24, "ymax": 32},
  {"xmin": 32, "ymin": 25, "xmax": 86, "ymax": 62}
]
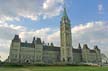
[
  {"xmin": 69, "ymin": 0, "xmax": 108, "ymax": 25},
  {"xmin": 0, "ymin": 0, "xmax": 108, "ymax": 60},
  {"xmin": 5, "ymin": 0, "xmax": 108, "ymax": 29}
]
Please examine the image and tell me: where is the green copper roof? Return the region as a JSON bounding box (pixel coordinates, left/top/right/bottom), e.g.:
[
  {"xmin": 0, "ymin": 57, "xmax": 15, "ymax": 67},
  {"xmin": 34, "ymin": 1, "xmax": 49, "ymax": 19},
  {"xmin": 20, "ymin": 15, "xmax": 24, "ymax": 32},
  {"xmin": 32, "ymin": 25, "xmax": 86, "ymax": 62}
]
[
  {"xmin": 63, "ymin": 6, "xmax": 69, "ymax": 18},
  {"xmin": 63, "ymin": 7, "xmax": 67, "ymax": 17}
]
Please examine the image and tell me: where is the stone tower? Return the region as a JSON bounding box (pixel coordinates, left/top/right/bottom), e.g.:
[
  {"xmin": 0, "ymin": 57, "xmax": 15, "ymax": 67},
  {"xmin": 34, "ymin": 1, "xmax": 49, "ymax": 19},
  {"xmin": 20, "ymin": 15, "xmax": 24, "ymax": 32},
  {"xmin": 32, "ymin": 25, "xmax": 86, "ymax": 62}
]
[
  {"xmin": 60, "ymin": 7, "xmax": 73, "ymax": 63},
  {"xmin": 9, "ymin": 35, "xmax": 21, "ymax": 63},
  {"xmin": 94, "ymin": 45, "xmax": 102, "ymax": 64}
]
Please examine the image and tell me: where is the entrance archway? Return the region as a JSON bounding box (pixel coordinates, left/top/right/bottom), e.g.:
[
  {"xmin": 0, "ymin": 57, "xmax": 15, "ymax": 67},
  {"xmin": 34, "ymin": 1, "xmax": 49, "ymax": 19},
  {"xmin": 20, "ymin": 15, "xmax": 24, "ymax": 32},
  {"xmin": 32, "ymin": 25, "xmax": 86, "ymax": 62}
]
[{"xmin": 25, "ymin": 59, "xmax": 30, "ymax": 64}]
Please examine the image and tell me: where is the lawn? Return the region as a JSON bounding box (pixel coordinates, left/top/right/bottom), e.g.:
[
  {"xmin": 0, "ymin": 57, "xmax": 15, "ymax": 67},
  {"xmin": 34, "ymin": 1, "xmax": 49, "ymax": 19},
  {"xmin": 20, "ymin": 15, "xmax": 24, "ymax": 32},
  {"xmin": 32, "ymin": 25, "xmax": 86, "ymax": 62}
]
[{"xmin": 0, "ymin": 66, "xmax": 108, "ymax": 71}]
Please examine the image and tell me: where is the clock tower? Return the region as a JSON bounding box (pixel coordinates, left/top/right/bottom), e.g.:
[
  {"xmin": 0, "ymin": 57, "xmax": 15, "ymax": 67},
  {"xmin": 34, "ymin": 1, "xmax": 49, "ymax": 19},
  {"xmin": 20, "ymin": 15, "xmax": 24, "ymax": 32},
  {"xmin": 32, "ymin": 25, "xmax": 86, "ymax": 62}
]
[{"xmin": 60, "ymin": 7, "xmax": 73, "ymax": 63}]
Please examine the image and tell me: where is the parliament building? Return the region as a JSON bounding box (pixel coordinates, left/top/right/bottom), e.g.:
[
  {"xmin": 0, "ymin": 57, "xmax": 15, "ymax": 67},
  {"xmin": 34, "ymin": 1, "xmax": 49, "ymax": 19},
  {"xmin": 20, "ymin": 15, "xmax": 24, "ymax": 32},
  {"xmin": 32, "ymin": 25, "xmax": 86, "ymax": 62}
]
[{"xmin": 7, "ymin": 8, "xmax": 102, "ymax": 65}]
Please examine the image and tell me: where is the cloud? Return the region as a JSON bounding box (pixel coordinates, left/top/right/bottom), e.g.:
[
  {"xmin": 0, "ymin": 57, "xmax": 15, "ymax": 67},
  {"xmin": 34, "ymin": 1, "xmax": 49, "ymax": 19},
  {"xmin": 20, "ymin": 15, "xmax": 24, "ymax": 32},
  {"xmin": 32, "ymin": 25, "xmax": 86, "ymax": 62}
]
[
  {"xmin": 0, "ymin": 52, "xmax": 9, "ymax": 61},
  {"xmin": 47, "ymin": 31, "xmax": 60, "ymax": 45},
  {"xmin": 0, "ymin": 23, "xmax": 26, "ymax": 40},
  {"xmin": 19, "ymin": 28, "xmax": 51, "ymax": 42},
  {"xmin": 72, "ymin": 21, "xmax": 108, "ymax": 57},
  {"xmin": 42, "ymin": 0, "xmax": 63, "ymax": 19},
  {"xmin": 0, "ymin": 16, "xmax": 20, "ymax": 23},
  {"xmin": 98, "ymin": 3, "xmax": 103, "ymax": 14},
  {"xmin": 43, "ymin": 0, "xmax": 64, "ymax": 10},
  {"xmin": 0, "ymin": 21, "xmax": 108, "ymax": 61},
  {"xmin": 0, "ymin": 0, "xmax": 63, "ymax": 23}
]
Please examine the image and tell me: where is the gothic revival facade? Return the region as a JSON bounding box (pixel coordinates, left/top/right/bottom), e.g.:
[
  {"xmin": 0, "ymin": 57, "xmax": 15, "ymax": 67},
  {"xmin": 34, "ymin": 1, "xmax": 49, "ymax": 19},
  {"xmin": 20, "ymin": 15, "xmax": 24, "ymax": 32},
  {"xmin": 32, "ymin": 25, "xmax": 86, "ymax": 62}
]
[{"xmin": 7, "ymin": 8, "xmax": 101, "ymax": 65}]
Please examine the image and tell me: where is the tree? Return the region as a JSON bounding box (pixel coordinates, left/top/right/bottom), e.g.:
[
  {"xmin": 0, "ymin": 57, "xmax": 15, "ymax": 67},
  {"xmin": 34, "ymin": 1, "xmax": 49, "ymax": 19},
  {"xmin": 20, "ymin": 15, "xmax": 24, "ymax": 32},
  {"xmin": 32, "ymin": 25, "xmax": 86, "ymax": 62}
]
[{"xmin": 0, "ymin": 56, "xmax": 1, "ymax": 64}]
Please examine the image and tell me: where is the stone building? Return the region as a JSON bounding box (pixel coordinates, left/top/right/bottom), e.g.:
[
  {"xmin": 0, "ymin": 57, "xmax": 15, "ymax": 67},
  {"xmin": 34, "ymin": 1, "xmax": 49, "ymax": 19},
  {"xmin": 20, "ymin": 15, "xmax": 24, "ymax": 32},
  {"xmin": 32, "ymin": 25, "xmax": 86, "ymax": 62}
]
[{"xmin": 7, "ymin": 7, "xmax": 102, "ymax": 65}]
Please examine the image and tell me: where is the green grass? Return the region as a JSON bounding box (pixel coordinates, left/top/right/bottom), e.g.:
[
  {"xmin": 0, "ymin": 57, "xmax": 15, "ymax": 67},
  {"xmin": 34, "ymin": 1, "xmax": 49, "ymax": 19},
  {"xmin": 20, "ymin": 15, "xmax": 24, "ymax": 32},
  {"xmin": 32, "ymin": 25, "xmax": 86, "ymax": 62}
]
[{"xmin": 0, "ymin": 66, "xmax": 108, "ymax": 71}]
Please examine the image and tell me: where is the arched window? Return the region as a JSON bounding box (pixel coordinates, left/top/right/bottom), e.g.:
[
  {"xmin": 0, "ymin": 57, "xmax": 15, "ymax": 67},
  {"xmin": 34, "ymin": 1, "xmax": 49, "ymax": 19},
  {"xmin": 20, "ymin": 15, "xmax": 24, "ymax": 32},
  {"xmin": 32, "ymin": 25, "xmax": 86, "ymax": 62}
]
[
  {"xmin": 63, "ymin": 58, "xmax": 65, "ymax": 62},
  {"xmin": 68, "ymin": 57, "xmax": 71, "ymax": 62}
]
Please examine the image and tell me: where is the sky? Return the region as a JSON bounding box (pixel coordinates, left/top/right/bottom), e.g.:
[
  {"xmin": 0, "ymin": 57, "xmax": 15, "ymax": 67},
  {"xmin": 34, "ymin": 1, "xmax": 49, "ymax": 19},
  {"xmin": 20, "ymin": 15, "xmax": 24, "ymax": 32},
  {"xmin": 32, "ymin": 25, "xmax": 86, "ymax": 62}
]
[{"xmin": 0, "ymin": 0, "xmax": 108, "ymax": 61}]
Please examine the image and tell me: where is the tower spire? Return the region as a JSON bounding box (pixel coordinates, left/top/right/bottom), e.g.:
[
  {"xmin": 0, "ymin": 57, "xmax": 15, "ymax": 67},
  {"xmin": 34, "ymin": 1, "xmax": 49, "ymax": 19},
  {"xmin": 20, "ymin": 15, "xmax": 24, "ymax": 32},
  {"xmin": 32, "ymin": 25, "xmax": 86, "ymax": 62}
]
[{"xmin": 63, "ymin": 3, "xmax": 68, "ymax": 18}]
